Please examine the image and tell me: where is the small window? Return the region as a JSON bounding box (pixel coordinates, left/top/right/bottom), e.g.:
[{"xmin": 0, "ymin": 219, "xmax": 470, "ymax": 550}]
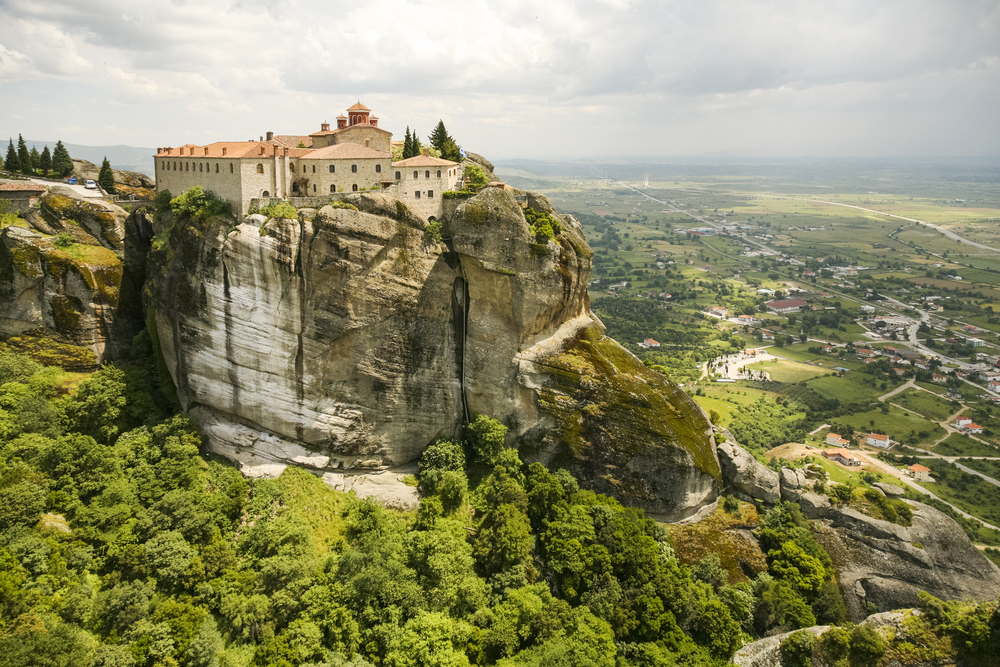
[
  {"xmin": 230, "ymin": 163, "xmax": 234, "ymax": 173},
  {"xmin": 313, "ymin": 184, "xmax": 317, "ymax": 192},
  {"xmin": 428, "ymin": 190, "xmax": 434, "ymax": 198},
  {"xmin": 351, "ymin": 164, "xmax": 358, "ymax": 173},
  {"xmin": 352, "ymin": 184, "xmax": 358, "ymax": 191},
  {"xmin": 329, "ymin": 165, "xmax": 335, "ymax": 173},
  {"xmin": 415, "ymin": 191, "xmax": 421, "ymax": 199},
  {"xmin": 436, "ymin": 170, "xmax": 441, "ymax": 177},
  {"xmin": 199, "ymin": 163, "xmax": 203, "ymax": 172},
  {"xmin": 256, "ymin": 164, "xmax": 264, "ymax": 174},
  {"xmin": 395, "ymin": 171, "xmax": 401, "ymax": 180},
  {"xmin": 262, "ymin": 190, "xmax": 269, "ymax": 197},
  {"xmin": 312, "ymin": 165, "xmax": 316, "ymax": 173},
  {"xmin": 215, "ymin": 163, "xmax": 219, "ymax": 173},
  {"xmin": 413, "ymin": 171, "xmax": 418, "ymax": 179},
  {"xmin": 290, "ymin": 163, "xmax": 296, "ymax": 172},
  {"xmin": 375, "ymin": 164, "xmax": 381, "ymax": 173},
  {"xmin": 292, "ymin": 182, "xmax": 299, "ymax": 193},
  {"xmin": 425, "ymin": 170, "xmax": 430, "ymax": 178},
  {"xmin": 330, "ymin": 185, "xmax": 336, "ymax": 193}
]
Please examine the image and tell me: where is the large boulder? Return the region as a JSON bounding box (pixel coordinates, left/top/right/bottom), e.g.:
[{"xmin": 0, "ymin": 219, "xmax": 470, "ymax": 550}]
[
  {"xmin": 798, "ymin": 491, "xmax": 1000, "ymax": 620},
  {"xmin": 146, "ymin": 188, "xmax": 721, "ymax": 518},
  {"xmin": 716, "ymin": 432, "xmax": 780, "ymax": 503}
]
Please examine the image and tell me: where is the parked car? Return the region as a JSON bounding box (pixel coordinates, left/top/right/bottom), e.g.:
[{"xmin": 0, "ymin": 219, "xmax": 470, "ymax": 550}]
[{"xmin": 84, "ymin": 180, "xmax": 97, "ymax": 190}]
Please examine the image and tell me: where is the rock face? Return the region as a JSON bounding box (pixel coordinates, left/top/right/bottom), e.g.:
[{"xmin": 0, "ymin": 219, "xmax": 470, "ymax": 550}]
[
  {"xmin": 798, "ymin": 491, "xmax": 1000, "ymax": 620},
  {"xmin": 71, "ymin": 159, "xmax": 155, "ymax": 199},
  {"xmin": 716, "ymin": 430, "xmax": 780, "ymax": 503},
  {"xmin": 0, "ymin": 188, "xmax": 149, "ymax": 363},
  {"xmin": 146, "ymin": 187, "xmax": 721, "ymax": 517}
]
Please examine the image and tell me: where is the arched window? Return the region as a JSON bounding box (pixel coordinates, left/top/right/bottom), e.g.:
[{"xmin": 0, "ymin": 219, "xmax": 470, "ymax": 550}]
[
  {"xmin": 313, "ymin": 184, "xmax": 317, "ymax": 192},
  {"xmin": 375, "ymin": 164, "xmax": 381, "ymax": 173},
  {"xmin": 436, "ymin": 170, "xmax": 441, "ymax": 177},
  {"xmin": 199, "ymin": 163, "xmax": 203, "ymax": 172},
  {"xmin": 413, "ymin": 171, "xmax": 418, "ymax": 179},
  {"xmin": 395, "ymin": 171, "xmax": 401, "ymax": 180},
  {"xmin": 425, "ymin": 170, "xmax": 430, "ymax": 178},
  {"xmin": 312, "ymin": 165, "xmax": 316, "ymax": 173},
  {"xmin": 330, "ymin": 185, "xmax": 336, "ymax": 193},
  {"xmin": 329, "ymin": 165, "xmax": 335, "ymax": 173},
  {"xmin": 290, "ymin": 163, "xmax": 296, "ymax": 172},
  {"xmin": 262, "ymin": 190, "xmax": 269, "ymax": 197},
  {"xmin": 230, "ymin": 164, "xmax": 234, "ymax": 173},
  {"xmin": 256, "ymin": 164, "xmax": 264, "ymax": 174},
  {"xmin": 351, "ymin": 164, "xmax": 358, "ymax": 173},
  {"xmin": 352, "ymin": 184, "xmax": 358, "ymax": 191},
  {"xmin": 215, "ymin": 163, "xmax": 219, "ymax": 173}
]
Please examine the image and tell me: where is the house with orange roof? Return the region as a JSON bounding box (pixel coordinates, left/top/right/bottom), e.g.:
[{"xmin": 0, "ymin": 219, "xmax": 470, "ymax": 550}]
[
  {"xmin": 909, "ymin": 463, "xmax": 932, "ymax": 482},
  {"xmin": 822, "ymin": 448, "xmax": 861, "ymax": 466},
  {"xmin": 154, "ymin": 103, "xmax": 463, "ymax": 218},
  {"xmin": 866, "ymin": 433, "xmax": 892, "ymax": 448}
]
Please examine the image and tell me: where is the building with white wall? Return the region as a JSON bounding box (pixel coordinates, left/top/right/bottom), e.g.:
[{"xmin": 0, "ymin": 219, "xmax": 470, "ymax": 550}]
[{"xmin": 154, "ymin": 103, "xmax": 461, "ymax": 218}]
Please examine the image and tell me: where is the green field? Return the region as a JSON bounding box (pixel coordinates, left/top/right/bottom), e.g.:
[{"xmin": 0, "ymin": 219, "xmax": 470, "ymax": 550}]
[
  {"xmin": 805, "ymin": 372, "xmax": 902, "ymax": 403},
  {"xmin": 892, "ymin": 389, "xmax": 957, "ymax": 422},
  {"xmin": 933, "ymin": 433, "xmax": 1000, "ymax": 458},
  {"xmin": 837, "ymin": 404, "xmax": 945, "ymax": 446},
  {"xmin": 746, "ymin": 358, "xmax": 833, "ymax": 383}
]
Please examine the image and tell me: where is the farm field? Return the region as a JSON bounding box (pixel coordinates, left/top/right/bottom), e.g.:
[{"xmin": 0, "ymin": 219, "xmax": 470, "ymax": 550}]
[
  {"xmin": 746, "ymin": 358, "xmax": 832, "ymax": 383},
  {"xmin": 933, "ymin": 433, "xmax": 1000, "ymax": 458},
  {"xmin": 892, "ymin": 389, "xmax": 958, "ymax": 422}
]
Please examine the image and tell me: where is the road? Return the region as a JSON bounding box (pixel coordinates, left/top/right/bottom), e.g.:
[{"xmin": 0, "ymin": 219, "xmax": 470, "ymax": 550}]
[{"xmin": 27, "ymin": 177, "xmax": 106, "ymax": 199}]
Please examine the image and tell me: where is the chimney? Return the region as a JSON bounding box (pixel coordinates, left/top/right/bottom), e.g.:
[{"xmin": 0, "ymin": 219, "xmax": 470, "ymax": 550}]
[
  {"xmin": 260, "ymin": 136, "xmax": 263, "ymax": 142},
  {"xmin": 422, "ymin": 148, "xmax": 430, "ymax": 157},
  {"xmin": 222, "ymin": 147, "xmax": 227, "ymax": 156},
  {"xmin": 157, "ymin": 147, "xmax": 162, "ymax": 154},
  {"xmin": 266, "ymin": 131, "xmax": 274, "ymax": 141},
  {"xmin": 260, "ymin": 146, "xmax": 265, "ymax": 155},
  {"xmin": 321, "ymin": 122, "xmax": 330, "ymax": 131},
  {"xmin": 283, "ymin": 147, "xmax": 289, "ymax": 156}
]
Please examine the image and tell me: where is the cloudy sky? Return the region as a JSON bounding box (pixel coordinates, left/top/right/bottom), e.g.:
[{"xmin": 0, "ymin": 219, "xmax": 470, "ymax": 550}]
[{"xmin": 1, "ymin": 0, "xmax": 997, "ymax": 159}]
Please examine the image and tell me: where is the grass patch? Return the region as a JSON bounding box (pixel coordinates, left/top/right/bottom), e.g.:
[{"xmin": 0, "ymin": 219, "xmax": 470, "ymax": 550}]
[
  {"xmin": 746, "ymin": 358, "xmax": 833, "ymax": 383},
  {"xmin": 806, "ymin": 372, "xmax": 899, "ymax": 403},
  {"xmin": 838, "ymin": 404, "xmax": 945, "ymax": 446},
  {"xmin": 933, "ymin": 433, "xmax": 999, "ymax": 458},
  {"xmin": 920, "ymin": 459, "xmax": 1000, "ymax": 527},
  {"xmin": 893, "ymin": 389, "xmax": 959, "ymax": 422},
  {"xmin": 667, "ymin": 501, "xmax": 765, "ymax": 584}
]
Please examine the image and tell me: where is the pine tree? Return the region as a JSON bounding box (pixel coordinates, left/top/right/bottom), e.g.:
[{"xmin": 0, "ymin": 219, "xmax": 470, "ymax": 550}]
[
  {"xmin": 4, "ymin": 139, "xmax": 18, "ymax": 173},
  {"xmin": 403, "ymin": 127, "xmax": 412, "ymax": 159},
  {"xmin": 52, "ymin": 140, "xmax": 73, "ymax": 177},
  {"xmin": 440, "ymin": 137, "xmax": 462, "ymax": 162},
  {"xmin": 39, "ymin": 146, "xmax": 52, "ymax": 174},
  {"xmin": 97, "ymin": 157, "xmax": 115, "ymax": 192},
  {"xmin": 411, "ymin": 129, "xmax": 422, "ymax": 158},
  {"xmin": 29, "ymin": 147, "xmax": 40, "ymax": 174},
  {"xmin": 430, "ymin": 120, "xmax": 452, "ymax": 152},
  {"xmin": 17, "ymin": 134, "xmax": 31, "ymax": 174}
]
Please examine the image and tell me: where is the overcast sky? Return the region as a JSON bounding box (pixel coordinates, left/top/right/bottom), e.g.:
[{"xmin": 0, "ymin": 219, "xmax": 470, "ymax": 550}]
[{"xmin": 1, "ymin": 0, "xmax": 998, "ymax": 159}]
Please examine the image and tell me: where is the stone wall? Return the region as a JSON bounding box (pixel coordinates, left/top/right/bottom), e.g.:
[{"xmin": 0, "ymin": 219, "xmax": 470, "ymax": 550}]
[{"xmin": 295, "ymin": 157, "xmax": 391, "ymax": 197}]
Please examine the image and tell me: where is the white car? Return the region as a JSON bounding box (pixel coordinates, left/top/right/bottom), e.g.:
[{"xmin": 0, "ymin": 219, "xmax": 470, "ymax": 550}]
[{"xmin": 84, "ymin": 180, "xmax": 97, "ymax": 189}]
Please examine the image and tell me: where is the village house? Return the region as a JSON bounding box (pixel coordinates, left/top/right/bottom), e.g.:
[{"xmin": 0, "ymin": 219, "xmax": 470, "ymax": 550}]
[
  {"xmin": 737, "ymin": 314, "xmax": 761, "ymax": 325},
  {"xmin": 856, "ymin": 348, "xmax": 877, "ymax": 358},
  {"xmin": 825, "ymin": 432, "xmax": 851, "ymax": 447},
  {"xmin": 765, "ymin": 298, "xmax": 810, "ymax": 314},
  {"xmin": 932, "ymin": 373, "xmax": 948, "ymax": 385},
  {"xmin": 822, "ymin": 448, "xmax": 861, "ymax": 467},
  {"xmin": 909, "ymin": 464, "xmax": 932, "ymax": 482},
  {"xmin": 989, "ymin": 380, "xmax": 1000, "ymax": 392},
  {"xmin": 821, "ymin": 345, "xmax": 834, "ymax": 353},
  {"xmin": 893, "ymin": 368, "xmax": 907, "ymax": 376},
  {"xmin": 154, "ymin": 103, "xmax": 462, "ymax": 218},
  {"xmin": 705, "ymin": 306, "xmax": 728, "ymax": 318},
  {"xmin": 0, "ymin": 182, "xmax": 46, "ymax": 214},
  {"xmin": 866, "ymin": 433, "xmax": 893, "ymax": 449},
  {"xmin": 955, "ymin": 416, "xmax": 972, "ymax": 428},
  {"xmin": 639, "ymin": 339, "xmax": 660, "ymax": 349}
]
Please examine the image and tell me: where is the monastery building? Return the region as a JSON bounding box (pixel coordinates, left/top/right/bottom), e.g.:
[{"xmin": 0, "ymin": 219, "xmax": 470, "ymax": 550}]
[{"xmin": 154, "ymin": 103, "xmax": 462, "ymax": 218}]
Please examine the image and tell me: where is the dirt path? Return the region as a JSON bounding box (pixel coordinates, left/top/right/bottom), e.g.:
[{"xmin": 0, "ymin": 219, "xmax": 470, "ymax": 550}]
[{"xmin": 878, "ymin": 379, "xmax": 915, "ymax": 402}]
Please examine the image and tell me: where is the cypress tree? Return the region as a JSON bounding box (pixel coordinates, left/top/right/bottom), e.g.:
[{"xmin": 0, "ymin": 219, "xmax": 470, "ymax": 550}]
[
  {"xmin": 97, "ymin": 157, "xmax": 115, "ymax": 192},
  {"xmin": 39, "ymin": 146, "xmax": 52, "ymax": 174},
  {"xmin": 411, "ymin": 129, "xmax": 422, "ymax": 158},
  {"xmin": 403, "ymin": 127, "xmax": 412, "ymax": 159},
  {"xmin": 430, "ymin": 120, "xmax": 452, "ymax": 152},
  {"xmin": 29, "ymin": 147, "xmax": 40, "ymax": 173},
  {"xmin": 17, "ymin": 134, "xmax": 31, "ymax": 174},
  {"xmin": 4, "ymin": 139, "xmax": 18, "ymax": 173},
  {"xmin": 52, "ymin": 140, "xmax": 73, "ymax": 177}
]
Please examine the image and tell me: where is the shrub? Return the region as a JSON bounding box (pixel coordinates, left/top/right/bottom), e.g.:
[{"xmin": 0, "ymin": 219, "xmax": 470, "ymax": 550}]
[
  {"xmin": 464, "ymin": 164, "xmax": 488, "ymax": 186},
  {"xmin": 170, "ymin": 186, "xmax": 231, "ymax": 221},
  {"xmin": 53, "ymin": 233, "xmax": 74, "ymax": 249},
  {"xmin": 819, "ymin": 626, "xmax": 851, "ymax": 665},
  {"xmin": 780, "ymin": 630, "xmax": 816, "ymax": 667},
  {"xmin": 849, "ymin": 623, "xmax": 887, "ymax": 666},
  {"xmin": 326, "ymin": 200, "xmax": 358, "ymax": 211},
  {"xmin": 425, "ymin": 220, "xmax": 443, "ymax": 243},
  {"xmin": 259, "ymin": 201, "xmax": 298, "ymax": 220}
]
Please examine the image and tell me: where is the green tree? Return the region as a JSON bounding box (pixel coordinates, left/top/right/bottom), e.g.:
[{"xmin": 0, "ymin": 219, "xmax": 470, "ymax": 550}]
[
  {"xmin": 403, "ymin": 126, "xmax": 413, "ymax": 159},
  {"xmin": 385, "ymin": 612, "xmax": 473, "ymax": 667},
  {"xmin": 5, "ymin": 138, "xmax": 20, "ymax": 173},
  {"xmin": 28, "ymin": 146, "xmax": 40, "ymax": 174},
  {"xmin": 465, "ymin": 164, "xmax": 488, "ymax": 186},
  {"xmin": 17, "ymin": 134, "xmax": 31, "ymax": 174},
  {"xmin": 39, "ymin": 145, "xmax": 52, "ymax": 174},
  {"xmin": 780, "ymin": 629, "xmax": 816, "ymax": 667},
  {"xmin": 467, "ymin": 414, "xmax": 507, "ymax": 463},
  {"xmin": 52, "ymin": 140, "xmax": 73, "ymax": 177},
  {"xmin": 473, "ymin": 503, "xmax": 532, "ymax": 577},
  {"xmin": 429, "ymin": 120, "xmax": 452, "ymax": 152},
  {"xmin": 63, "ymin": 365, "xmax": 129, "ymax": 445},
  {"xmin": 98, "ymin": 156, "xmax": 115, "ymax": 192}
]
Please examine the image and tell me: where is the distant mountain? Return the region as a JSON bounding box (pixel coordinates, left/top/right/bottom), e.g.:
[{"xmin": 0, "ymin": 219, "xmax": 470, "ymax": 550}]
[{"xmin": 8, "ymin": 138, "xmax": 156, "ymax": 177}]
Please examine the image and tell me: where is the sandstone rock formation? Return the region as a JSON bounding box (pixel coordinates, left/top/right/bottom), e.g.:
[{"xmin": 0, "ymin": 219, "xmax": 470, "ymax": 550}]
[
  {"xmin": 798, "ymin": 491, "xmax": 1000, "ymax": 620},
  {"xmin": 715, "ymin": 428, "xmax": 780, "ymax": 503},
  {"xmin": 0, "ymin": 187, "xmax": 150, "ymax": 363},
  {"xmin": 145, "ymin": 187, "xmax": 721, "ymax": 518}
]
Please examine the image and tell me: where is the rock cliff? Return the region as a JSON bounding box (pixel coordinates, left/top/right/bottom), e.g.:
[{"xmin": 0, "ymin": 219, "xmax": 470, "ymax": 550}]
[
  {"xmin": 0, "ymin": 187, "xmax": 148, "ymax": 363},
  {"xmin": 144, "ymin": 186, "xmax": 721, "ymax": 517},
  {"xmin": 71, "ymin": 159, "xmax": 156, "ymax": 199}
]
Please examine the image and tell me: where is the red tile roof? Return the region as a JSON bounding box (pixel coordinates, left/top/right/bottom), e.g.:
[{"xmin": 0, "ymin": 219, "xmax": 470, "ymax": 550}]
[
  {"xmin": 910, "ymin": 464, "xmax": 931, "ymax": 473},
  {"xmin": 347, "ymin": 102, "xmax": 370, "ymax": 111},
  {"xmin": 0, "ymin": 182, "xmax": 46, "ymax": 191}
]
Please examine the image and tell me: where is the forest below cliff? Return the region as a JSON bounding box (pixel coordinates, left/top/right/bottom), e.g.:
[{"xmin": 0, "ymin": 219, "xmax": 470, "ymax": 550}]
[{"xmin": 1, "ymin": 335, "xmax": 999, "ymax": 667}]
